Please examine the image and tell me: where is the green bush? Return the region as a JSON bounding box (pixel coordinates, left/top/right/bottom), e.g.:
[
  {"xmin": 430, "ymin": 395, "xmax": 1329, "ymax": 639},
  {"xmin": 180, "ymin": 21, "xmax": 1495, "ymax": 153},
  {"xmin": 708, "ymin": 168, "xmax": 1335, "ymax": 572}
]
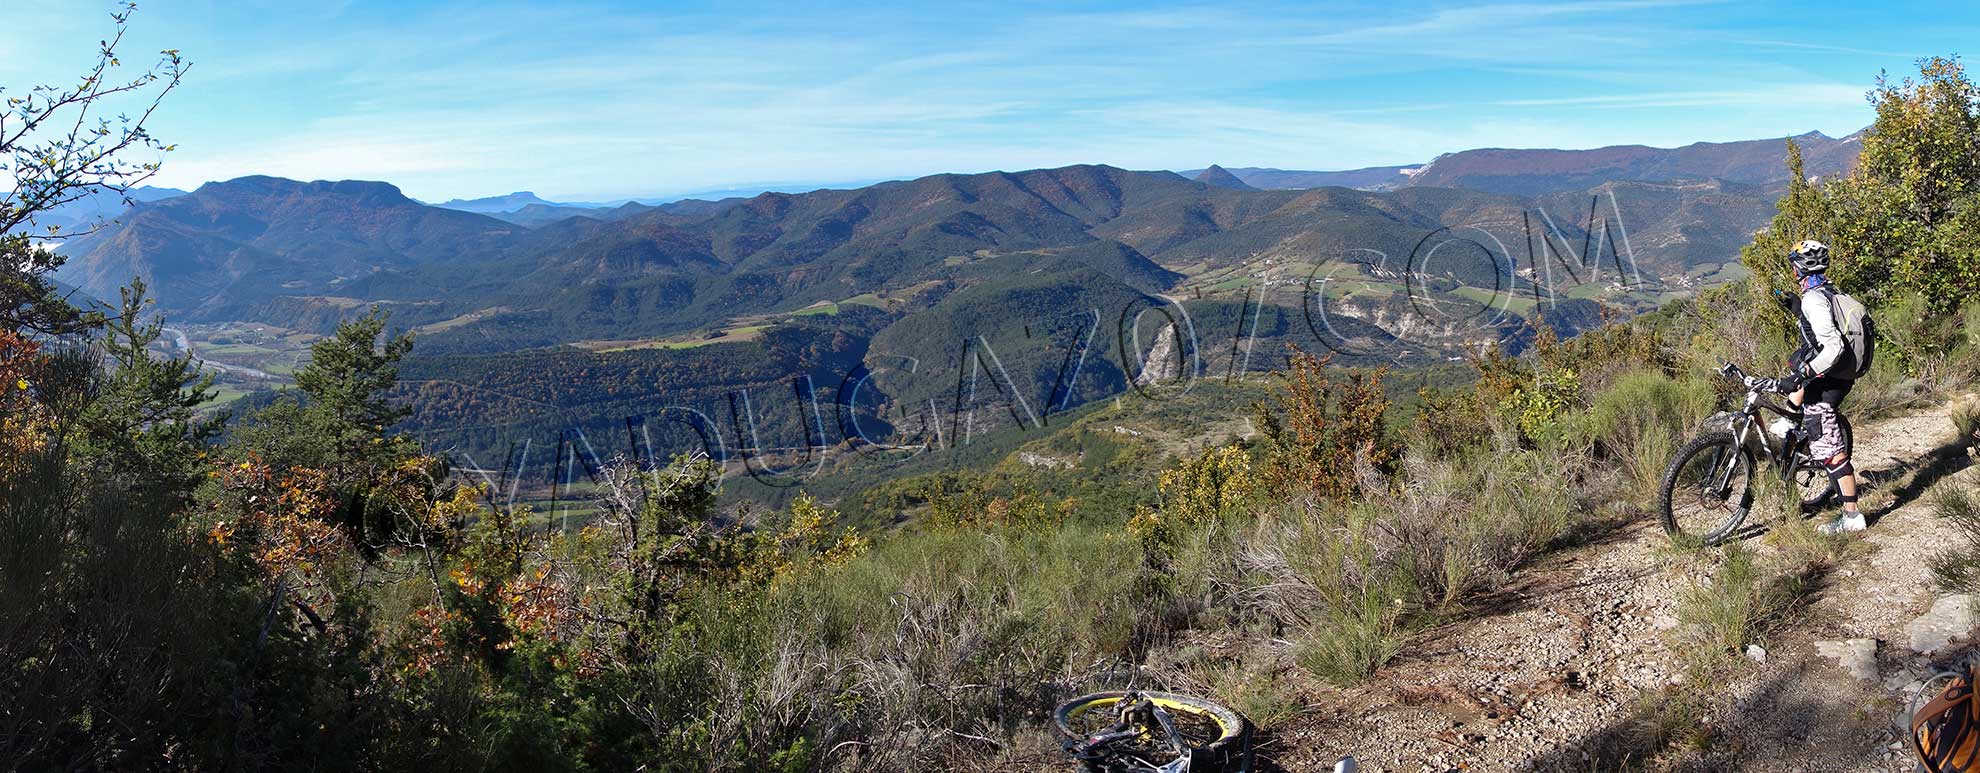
[
  {"xmin": 1509, "ymin": 365, "xmax": 1584, "ymax": 445},
  {"xmin": 692, "ymin": 522, "xmax": 1150, "ymax": 770},
  {"xmin": 1294, "ymin": 578, "xmax": 1410, "ymax": 686},
  {"xmin": 1234, "ymin": 446, "xmax": 1591, "ymax": 686},
  {"xmin": 1675, "ymin": 543, "xmax": 1805, "ymax": 660},
  {"xmin": 1930, "ymin": 480, "xmax": 1980, "ymax": 594},
  {"xmin": 1578, "ymin": 371, "xmax": 1716, "ymax": 447},
  {"xmin": 1575, "ymin": 370, "xmax": 1716, "ymax": 496}
]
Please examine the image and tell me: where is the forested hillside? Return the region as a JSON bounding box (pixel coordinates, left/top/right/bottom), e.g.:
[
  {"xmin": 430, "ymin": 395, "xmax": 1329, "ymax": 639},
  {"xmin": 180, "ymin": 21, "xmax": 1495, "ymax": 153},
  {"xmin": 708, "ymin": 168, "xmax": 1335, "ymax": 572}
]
[
  {"xmin": 59, "ymin": 148, "xmax": 1785, "ymax": 351},
  {"xmin": 55, "ymin": 149, "xmax": 1686, "ymax": 474}
]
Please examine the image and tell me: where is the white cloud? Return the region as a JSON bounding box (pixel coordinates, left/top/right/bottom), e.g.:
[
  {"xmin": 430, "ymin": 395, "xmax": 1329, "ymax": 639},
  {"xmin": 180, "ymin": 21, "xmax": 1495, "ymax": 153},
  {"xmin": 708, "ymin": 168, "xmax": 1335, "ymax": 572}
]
[
  {"xmin": 1496, "ymin": 83, "xmax": 1867, "ymax": 109},
  {"xmin": 74, "ymin": 0, "xmax": 1900, "ymax": 199}
]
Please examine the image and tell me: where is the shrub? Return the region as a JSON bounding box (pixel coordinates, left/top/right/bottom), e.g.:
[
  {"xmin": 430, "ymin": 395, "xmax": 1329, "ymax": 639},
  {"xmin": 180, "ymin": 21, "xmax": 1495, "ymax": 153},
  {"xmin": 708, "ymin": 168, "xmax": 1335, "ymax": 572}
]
[
  {"xmin": 1576, "ymin": 370, "xmax": 1716, "ymax": 497},
  {"xmin": 1868, "ymin": 293, "xmax": 1980, "ymax": 391},
  {"xmin": 1929, "ymin": 480, "xmax": 1980, "ymax": 594},
  {"xmin": 1473, "ymin": 334, "xmax": 1595, "ymax": 448},
  {"xmin": 1294, "ymin": 578, "xmax": 1409, "ymax": 686},
  {"xmin": 775, "ymin": 523, "xmax": 1147, "ymax": 770},
  {"xmin": 1233, "ymin": 446, "xmax": 1591, "ymax": 686},
  {"xmin": 1252, "ymin": 351, "xmax": 1394, "ymax": 499},
  {"xmin": 1509, "ymin": 364, "xmax": 1584, "ymax": 445},
  {"xmin": 1677, "ymin": 544, "xmax": 1773, "ymax": 655},
  {"xmin": 1155, "ymin": 444, "xmax": 1258, "ymax": 528},
  {"xmin": 1676, "ymin": 281, "xmax": 1800, "ymax": 381},
  {"xmin": 1148, "ymin": 641, "xmax": 1302, "ymax": 729},
  {"xmin": 1674, "ymin": 540, "xmax": 1816, "ymax": 671},
  {"xmin": 1407, "ymin": 383, "xmax": 1493, "ymax": 459},
  {"xmin": 1953, "ymin": 399, "xmax": 1980, "ymax": 453},
  {"xmin": 1578, "ymin": 371, "xmax": 1716, "ymax": 452},
  {"xmin": 1128, "ymin": 445, "xmax": 1257, "ymax": 651}
]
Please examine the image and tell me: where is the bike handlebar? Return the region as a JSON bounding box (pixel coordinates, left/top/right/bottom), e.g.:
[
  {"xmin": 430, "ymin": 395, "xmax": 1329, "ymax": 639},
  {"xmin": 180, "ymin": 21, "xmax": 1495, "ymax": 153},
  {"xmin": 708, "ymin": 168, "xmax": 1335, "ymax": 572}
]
[{"xmin": 1718, "ymin": 361, "xmax": 1806, "ymax": 419}]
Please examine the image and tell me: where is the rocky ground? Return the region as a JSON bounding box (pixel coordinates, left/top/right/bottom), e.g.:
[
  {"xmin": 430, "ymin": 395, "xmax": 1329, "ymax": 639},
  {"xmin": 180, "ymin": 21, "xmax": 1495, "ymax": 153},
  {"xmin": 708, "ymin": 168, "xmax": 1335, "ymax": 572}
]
[{"xmin": 1257, "ymin": 397, "xmax": 1980, "ymax": 772}]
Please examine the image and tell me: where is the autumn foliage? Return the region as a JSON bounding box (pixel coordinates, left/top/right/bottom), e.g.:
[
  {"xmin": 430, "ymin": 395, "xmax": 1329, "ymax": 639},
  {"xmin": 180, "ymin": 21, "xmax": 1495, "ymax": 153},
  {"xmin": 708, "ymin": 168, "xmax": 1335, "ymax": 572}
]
[
  {"xmin": 0, "ymin": 330, "xmax": 46, "ymax": 477},
  {"xmin": 1252, "ymin": 350, "xmax": 1395, "ymax": 499}
]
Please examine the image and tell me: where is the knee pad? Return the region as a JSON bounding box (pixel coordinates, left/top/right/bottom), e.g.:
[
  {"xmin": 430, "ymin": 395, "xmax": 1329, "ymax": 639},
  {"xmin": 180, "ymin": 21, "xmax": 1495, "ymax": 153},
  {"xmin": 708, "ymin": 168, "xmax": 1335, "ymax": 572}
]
[
  {"xmin": 1825, "ymin": 455, "xmax": 1854, "ymax": 482},
  {"xmin": 1825, "ymin": 454, "xmax": 1857, "ymax": 504}
]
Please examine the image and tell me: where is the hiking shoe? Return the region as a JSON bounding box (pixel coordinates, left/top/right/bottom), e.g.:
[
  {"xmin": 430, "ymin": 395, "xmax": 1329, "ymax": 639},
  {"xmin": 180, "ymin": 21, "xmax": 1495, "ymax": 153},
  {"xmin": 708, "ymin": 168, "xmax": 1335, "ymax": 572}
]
[{"xmin": 1818, "ymin": 512, "xmax": 1868, "ymax": 535}]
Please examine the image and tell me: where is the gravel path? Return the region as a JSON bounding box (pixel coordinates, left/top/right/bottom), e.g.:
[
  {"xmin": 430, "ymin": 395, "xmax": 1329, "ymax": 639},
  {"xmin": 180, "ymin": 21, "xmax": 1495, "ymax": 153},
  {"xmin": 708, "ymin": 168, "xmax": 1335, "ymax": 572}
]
[{"xmin": 1262, "ymin": 396, "xmax": 1980, "ymax": 772}]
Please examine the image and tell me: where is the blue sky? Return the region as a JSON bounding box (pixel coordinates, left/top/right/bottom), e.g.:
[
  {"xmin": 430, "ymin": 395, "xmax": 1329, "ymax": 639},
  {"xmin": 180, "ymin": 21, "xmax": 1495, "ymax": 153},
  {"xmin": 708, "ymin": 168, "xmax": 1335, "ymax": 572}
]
[{"xmin": 5, "ymin": 0, "xmax": 1971, "ymax": 201}]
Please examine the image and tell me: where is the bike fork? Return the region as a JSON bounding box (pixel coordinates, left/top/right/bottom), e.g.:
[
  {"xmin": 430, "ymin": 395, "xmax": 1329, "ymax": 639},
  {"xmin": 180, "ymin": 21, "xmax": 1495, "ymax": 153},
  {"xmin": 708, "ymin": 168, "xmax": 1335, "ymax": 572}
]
[
  {"xmin": 1712, "ymin": 423, "xmax": 1752, "ymax": 497},
  {"xmin": 1711, "ymin": 424, "xmax": 1753, "ymax": 527}
]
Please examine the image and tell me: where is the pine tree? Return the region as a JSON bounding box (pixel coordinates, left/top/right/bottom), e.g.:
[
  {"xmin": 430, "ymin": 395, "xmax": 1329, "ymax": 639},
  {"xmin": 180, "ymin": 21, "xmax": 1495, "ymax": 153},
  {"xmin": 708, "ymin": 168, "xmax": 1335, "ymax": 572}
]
[
  {"xmin": 76, "ymin": 277, "xmax": 221, "ymax": 498},
  {"xmin": 292, "ymin": 307, "xmax": 416, "ymax": 466}
]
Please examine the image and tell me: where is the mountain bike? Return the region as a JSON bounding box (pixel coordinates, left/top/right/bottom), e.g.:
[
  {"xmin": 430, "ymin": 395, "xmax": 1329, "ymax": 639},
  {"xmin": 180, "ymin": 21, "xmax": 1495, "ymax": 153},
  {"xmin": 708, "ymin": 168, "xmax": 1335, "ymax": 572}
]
[
  {"xmin": 1056, "ymin": 690, "xmax": 1253, "ymax": 772},
  {"xmin": 1656, "ymin": 362, "xmax": 1853, "ymax": 545},
  {"xmin": 1053, "ymin": 689, "xmax": 1361, "ymax": 773}
]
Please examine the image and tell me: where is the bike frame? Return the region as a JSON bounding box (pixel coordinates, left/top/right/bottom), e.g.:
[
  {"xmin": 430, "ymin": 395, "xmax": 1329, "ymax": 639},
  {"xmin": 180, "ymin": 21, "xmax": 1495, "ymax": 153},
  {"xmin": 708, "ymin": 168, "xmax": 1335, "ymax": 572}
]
[
  {"xmin": 1707, "ymin": 363, "xmax": 1826, "ymax": 512},
  {"xmin": 1727, "ymin": 390, "xmax": 1805, "ymax": 467},
  {"xmin": 1067, "ymin": 695, "xmax": 1195, "ymax": 773}
]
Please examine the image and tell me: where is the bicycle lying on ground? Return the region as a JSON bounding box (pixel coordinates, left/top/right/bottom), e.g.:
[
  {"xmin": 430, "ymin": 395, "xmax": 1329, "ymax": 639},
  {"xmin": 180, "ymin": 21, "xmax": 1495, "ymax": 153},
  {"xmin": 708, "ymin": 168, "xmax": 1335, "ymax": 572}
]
[
  {"xmin": 1054, "ymin": 690, "xmax": 1357, "ymax": 772},
  {"xmin": 1055, "ymin": 690, "xmax": 1249, "ymax": 772},
  {"xmin": 1657, "ymin": 362, "xmax": 1853, "ymax": 545}
]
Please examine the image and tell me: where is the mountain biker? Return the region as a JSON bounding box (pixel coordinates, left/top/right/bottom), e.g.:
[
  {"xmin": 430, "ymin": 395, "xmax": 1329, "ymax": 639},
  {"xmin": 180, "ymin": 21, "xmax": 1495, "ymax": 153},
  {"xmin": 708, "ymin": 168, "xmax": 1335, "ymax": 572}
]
[{"xmin": 1742, "ymin": 240, "xmax": 1865, "ymax": 534}]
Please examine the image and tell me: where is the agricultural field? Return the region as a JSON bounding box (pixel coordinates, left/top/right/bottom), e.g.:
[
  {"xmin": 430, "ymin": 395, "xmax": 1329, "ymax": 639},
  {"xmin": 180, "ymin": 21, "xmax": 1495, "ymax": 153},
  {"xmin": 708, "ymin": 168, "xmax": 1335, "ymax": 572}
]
[
  {"xmin": 147, "ymin": 323, "xmax": 317, "ymax": 409},
  {"xmin": 573, "ymin": 324, "xmax": 769, "ymax": 353}
]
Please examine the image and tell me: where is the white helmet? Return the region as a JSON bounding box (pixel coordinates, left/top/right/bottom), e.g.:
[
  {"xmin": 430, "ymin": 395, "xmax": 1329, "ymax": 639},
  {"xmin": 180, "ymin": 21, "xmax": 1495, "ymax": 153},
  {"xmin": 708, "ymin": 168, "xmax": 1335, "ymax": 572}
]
[{"xmin": 1790, "ymin": 239, "xmax": 1830, "ymax": 275}]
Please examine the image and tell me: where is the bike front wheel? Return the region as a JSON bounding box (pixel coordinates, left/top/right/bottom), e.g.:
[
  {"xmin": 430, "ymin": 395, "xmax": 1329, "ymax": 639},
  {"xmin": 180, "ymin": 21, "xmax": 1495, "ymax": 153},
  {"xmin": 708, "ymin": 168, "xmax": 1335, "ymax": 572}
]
[{"xmin": 1659, "ymin": 430, "xmax": 1755, "ymax": 545}]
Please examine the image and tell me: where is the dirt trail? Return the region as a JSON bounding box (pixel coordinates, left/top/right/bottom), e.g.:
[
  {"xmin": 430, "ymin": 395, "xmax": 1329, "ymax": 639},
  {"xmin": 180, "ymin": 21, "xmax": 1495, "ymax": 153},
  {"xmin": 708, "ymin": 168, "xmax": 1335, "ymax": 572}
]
[{"xmin": 1267, "ymin": 397, "xmax": 1980, "ymax": 772}]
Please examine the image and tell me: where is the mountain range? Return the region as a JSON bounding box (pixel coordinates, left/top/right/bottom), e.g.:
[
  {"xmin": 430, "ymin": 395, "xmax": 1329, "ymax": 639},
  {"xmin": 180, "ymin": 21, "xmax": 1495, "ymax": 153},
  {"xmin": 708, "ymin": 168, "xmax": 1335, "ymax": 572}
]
[
  {"xmin": 1179, "ymin": 129, "xmax": 1861, "ymax": 194},
  {"xmin": 426, "ymin": 182, "xmax": 887, "ymax": 223},
  {"xmin": 46, "ymin": 129, "xmax": 1860, "ymax": 461},
  {"xmin": 16, "ymin": 185, "xmax": 187, "ymax": 239},
  {"xmin": 52, "ymin": 129, "xmax": 1865, "ymax": 355},
  {"xmin": 54, "ymin": 164, "xmax": 1611, "ymax": 342},
  {"xmin": 1401, "ymin": 130, "xmax": 1861, "ymax": 195},
  {"xmin": 432, "ymin": 191, "xmax": 560, "ymax": 213},
  {"xmin": 1176, "ymin": 165, "xmax": 1420, "ymax": 191},
  {"xmin": 1192, "ymin": 165, "xmax": 1258, "ymax": 191}
]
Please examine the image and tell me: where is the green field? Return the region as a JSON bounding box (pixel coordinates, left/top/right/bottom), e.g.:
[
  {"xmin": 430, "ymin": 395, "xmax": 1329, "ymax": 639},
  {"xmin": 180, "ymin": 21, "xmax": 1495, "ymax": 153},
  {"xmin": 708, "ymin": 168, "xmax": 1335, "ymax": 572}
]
[
  {"xmin": 581, "ymin": 324, "xmax": 771, "ymax": 352},
  {"xmin": 168, "ymin": 323, "xmax": 317, "ymax": 403},
  {"xmin": 202, "ymin": 384, "xmax": 252, "ymax": 408},
  {"xmin": 414, "ymin": 306, "xmax": 512, "ymax": 335},
  {"xmin": 1451, "ymin": 285, "xmax": 1539, "ymax": 314}
]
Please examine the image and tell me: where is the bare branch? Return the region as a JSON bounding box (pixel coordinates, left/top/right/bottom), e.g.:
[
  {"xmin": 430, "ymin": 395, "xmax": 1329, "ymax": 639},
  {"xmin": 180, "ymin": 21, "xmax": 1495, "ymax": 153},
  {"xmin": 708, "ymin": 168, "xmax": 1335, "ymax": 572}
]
[{"xmin": 1, "ymin": 3, "xmax": 184, "ymax": 336}]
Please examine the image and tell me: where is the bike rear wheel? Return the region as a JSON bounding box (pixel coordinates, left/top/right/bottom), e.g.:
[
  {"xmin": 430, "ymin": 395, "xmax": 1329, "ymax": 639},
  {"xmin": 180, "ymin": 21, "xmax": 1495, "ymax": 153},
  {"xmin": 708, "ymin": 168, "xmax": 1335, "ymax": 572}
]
[
  {"xmin": 1792, "ymin": 415, "xmax": 1853, "ymax": 511},
  {"xmin": 1055, "ymin": 690, "xmax": 1250, "ymax": 770},
  {"xmin": 1659, "ymin": 430, "xmax": 1754, "ymax": 545},
  {"xmin": 1792, "ymin": 462, "xmax": 1837, "ymax": 510}
]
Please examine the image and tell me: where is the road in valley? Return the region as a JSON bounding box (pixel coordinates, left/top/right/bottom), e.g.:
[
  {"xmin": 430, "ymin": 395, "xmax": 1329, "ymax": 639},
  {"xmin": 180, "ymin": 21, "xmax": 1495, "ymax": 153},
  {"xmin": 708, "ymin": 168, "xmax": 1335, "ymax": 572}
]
[{"xmin": 162, "ymin": 327, "xmax": 278, "ymax": 380}]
